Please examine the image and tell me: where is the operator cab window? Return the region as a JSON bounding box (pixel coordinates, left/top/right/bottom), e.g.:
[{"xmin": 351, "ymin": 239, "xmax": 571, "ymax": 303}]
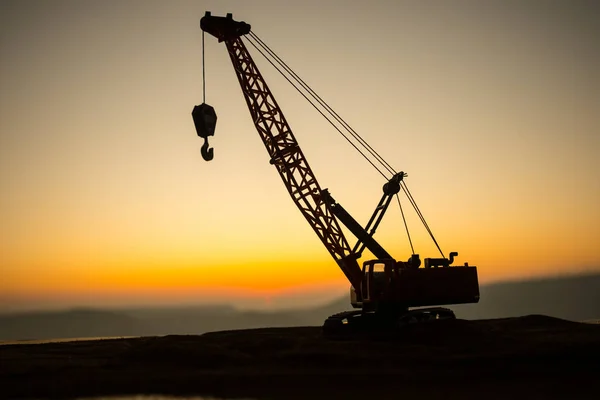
[
  {"xmin": 372, "ymin": 263, "xmax": 386, "ymax": 273},
  {"xmin": 372, "ymin": 262, "xmax": 388, "ymax": 287}
]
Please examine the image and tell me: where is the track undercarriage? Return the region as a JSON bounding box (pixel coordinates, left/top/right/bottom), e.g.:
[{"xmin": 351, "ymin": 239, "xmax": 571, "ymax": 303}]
[{"xmin": 322, "ymin": 307, "xmax": 457, "ymax": 337}]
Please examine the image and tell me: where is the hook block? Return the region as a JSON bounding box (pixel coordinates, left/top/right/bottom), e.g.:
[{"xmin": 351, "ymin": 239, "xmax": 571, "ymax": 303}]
[{"xmin": 192, "ymin": 103, "xmax": 217, "ymax": 139}]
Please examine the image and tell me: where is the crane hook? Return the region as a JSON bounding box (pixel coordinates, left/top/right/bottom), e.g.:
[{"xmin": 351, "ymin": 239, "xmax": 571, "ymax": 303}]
[
  {"xmin": 201, "ymin": 137, "xmax": 214, "ymax": 161},
  {"xmin": 192, "ymin": 103, "xmax": 218, "ymax": 162}
]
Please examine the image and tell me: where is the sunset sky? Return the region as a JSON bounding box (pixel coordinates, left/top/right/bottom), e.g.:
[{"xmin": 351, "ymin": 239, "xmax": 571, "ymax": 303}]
[{"xmin": 1, "ymin": 0, "xmax": 598, "ymax": 312}]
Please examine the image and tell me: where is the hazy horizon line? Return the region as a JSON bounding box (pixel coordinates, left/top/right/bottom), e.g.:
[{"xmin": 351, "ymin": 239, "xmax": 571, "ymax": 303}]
[{"xmin": 1, "ymin": 270, "xmax": 598, "ymax": 315}]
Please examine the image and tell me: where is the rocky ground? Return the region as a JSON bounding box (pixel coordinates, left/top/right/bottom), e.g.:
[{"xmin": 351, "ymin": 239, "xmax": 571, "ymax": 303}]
[{"xmin": 1, "ymin": 315, "xmax": 599, "ymax": 400}]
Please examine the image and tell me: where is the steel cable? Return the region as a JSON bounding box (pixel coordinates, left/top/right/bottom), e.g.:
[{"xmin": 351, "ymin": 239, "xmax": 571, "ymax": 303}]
[
  {"xmin": 249, "ymin": 31, "xmax": 396, "ymax": 177},
  {"xmin": 245, "ymin": 31, "xmax": 447, "ymax": 259},
  {"xmin": 245, "ymin": 35, "xmax": 389, "ymax": 179}
]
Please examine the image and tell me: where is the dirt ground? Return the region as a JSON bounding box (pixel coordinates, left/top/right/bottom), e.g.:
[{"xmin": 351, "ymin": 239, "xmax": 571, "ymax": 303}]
[{"xmin": 1, "ymin": 315, "xmax": 599, "ymax": 400}]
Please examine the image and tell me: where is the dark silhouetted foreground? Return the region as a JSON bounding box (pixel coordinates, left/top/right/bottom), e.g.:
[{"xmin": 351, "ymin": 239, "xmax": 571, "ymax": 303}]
[{"xmin": 1, "ymin": 315, "xmax": 599, "ymax": 400}]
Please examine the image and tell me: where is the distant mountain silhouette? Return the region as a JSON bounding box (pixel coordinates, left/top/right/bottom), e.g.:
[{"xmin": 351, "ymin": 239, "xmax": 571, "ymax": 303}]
[
  {"xmin": 450, "ymin": 273, "xmax": 600, "ymax": 321},
  {"xmin": 0, "ymin": 308, "xmax": 139, "ymax": 341},
  {"xmin": 1, "ymin": 273, "xmax": 598, "ymax": 341}
]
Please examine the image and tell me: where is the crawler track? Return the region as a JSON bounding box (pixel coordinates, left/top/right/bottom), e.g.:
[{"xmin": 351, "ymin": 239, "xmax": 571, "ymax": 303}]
[{"xmin": 322, "ymin": 307, "xmax": 457, "ymax": 337}]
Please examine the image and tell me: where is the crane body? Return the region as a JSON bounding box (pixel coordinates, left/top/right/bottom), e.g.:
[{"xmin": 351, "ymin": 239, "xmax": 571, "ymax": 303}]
[{"xmin": 194, "ymin": 12, "xmax": 479, "ymax": 334}]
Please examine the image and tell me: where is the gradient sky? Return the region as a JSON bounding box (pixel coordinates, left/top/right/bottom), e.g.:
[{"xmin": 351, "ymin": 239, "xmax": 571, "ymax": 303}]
[{"xmin": 1, "ymin": 0, "xmax": 599, "ymax": 312}]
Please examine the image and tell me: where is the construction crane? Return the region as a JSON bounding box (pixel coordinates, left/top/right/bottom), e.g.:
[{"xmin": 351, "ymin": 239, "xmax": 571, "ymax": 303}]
[{"xmin": 193, "ymin": 12, "xmax": 479, "ymax": 335}]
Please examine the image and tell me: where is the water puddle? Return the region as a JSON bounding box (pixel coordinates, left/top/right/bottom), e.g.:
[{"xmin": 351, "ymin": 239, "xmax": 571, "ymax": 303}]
[{"xmin": 76, "ymin": 396, "xmax": 254, "ymax": 400}]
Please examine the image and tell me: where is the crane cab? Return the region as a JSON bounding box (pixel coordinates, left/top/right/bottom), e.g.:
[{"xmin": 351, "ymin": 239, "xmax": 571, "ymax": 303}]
[{"xmin": 351, "ymin": 258, "xmax": 480, "ymax": 312}]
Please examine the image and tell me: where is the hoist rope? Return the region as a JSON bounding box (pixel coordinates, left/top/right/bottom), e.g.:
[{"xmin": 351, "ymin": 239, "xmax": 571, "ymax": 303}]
[
  {"xmin": 245, "ymin": 34, "xmax": 389, "ymax": 179},
  {"xmin": 248, "ymin": 32, "xmax": 396, "ymax": 177},
  {"xmin": 202, "ymin": 31, "xmax": 206, "ymax": 103}
]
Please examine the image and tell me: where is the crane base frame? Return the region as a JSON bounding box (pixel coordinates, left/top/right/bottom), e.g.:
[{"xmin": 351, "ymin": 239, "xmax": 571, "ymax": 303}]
[{"xmin": 322, "ymin": 307, "xmax": 457, "ymax": 338}]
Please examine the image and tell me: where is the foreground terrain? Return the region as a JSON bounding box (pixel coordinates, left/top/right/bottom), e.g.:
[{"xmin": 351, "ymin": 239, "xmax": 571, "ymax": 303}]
[{"xmin": 1, "ymin": 315, "xmax": 599, "ymax": 400}]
